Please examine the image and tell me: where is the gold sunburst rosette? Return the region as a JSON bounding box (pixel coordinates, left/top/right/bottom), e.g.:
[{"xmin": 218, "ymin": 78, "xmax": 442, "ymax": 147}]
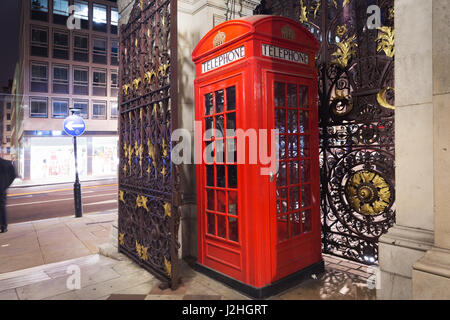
[{"xmin": 345, "ymin": 170, "xmax": 391, "ymax": 216}]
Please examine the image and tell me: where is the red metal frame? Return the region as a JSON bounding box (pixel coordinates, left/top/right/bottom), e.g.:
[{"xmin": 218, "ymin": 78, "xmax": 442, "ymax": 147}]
[{"xmin": 193, "ymin": 15, "xmax": 321, "ymax": 289}]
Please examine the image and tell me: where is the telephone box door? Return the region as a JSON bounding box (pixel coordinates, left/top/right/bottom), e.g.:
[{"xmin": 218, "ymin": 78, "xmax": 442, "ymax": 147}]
[
  {"xmin": 198, "ymin": 74, "xmax": 246, "ymax": 282},
  {"xmin": 267, "ymin": 72, "xmax": 321, "ymax": 281}
]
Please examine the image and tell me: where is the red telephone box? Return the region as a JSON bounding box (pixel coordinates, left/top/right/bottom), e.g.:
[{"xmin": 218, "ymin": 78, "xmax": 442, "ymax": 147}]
[{"xmin": 192, "ymin": 15, "xmax": 323, "ymax": 298}]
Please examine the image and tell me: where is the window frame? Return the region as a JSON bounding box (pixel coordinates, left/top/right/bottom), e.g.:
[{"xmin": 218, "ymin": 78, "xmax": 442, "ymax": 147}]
[
  {"xmin": 31, "ymin": 0, "xmax": 48, "ymax": 12},
  {"xmin": 73, "ymin": 66, "xmax": 89, "ymax": 95},
  {"xmin": 110, "ymin": 39, "xmax": 119, "ymax": 65},
  {"xmin": 92, "ymin": 68, "xmax": 107, "ymax": 96},
  {"xmin": 92, "ymin": 37, "xmax": 107, "ymax": 64},
  {"xmin": 52, "ymin": 64, "xmax": 69, "ymax": 94},
  {"xmin": 92, "ymin": 100, "xmax": 107, "ymax": 120},
  {"xmin": 73, "ymin": 33, "xmax": 89, "ymax": 62},
  {"xmin": 110, "ymin": 101, "xmax": 119, "ymax": 119},
  {"xmin": 53, "ymin": 29, "xmax": 70, "ymax": 60},
  {"xmin": 73, "ymin": 99, "xmax": 89, "ymax": 119},
  {"xmin": 29, "ymin": 97, "xmax": 48, "ymax": 118},
  {"xmin": 74, "ymin": 0, "xmax": 89, "ymax": 20},
  {"xmin": 52, "ymin": 98, "xmax": 70, "ymax": 119},
  {"xmin": 31, "ymin": 26, "xmax": 48, "ymax": 57},
  {"xmin": 30, "ymin": 62, "xmax": 49, "ymax": 92},
  {"xmin": 53, "ymin": 0, "xmax": 69, "ymax": 16}
]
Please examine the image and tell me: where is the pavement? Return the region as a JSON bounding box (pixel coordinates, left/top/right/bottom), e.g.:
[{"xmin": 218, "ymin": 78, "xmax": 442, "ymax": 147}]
[
  {"xmin": 0, "ymin": 211, "xmax": 377, "ymax": 300},
  {"xmin": 0, "ymin": 211, "xmax": 116, "ymax": 274},
  {"xmin": 0, "ymin": 211, "xmax": 376, "ymax": 300}
]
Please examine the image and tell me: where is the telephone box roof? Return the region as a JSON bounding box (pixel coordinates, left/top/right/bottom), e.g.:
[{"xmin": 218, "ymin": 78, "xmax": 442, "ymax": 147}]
[{"xmin": 192, "ymin": 15, "xmax": 319, "ymax": 62}]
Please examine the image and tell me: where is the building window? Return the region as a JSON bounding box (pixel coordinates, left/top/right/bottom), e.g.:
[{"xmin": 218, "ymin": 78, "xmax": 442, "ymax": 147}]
[
  {"xmin": 53, "ymin": 0, "xmax": 69, "ymax": 24},
  {"xmin": 111, "ymin": 40, "xmax": 119, "ymax": 66},
  {"xmin": 93, "ymin": 38, "xmax": 107, "ymax": 64},
  {"xmin": 53, "ymin": 30, "xmax": 69, "ymax": 60},
  {"xmin": 6, "ymin": 114, "xmax": 11, "ymax": 121},
  {"xmin": 73, "ymin": 66, "xmax": 89, "ymax": 95},
  {"xmin": 6, "ymin": 137, "xmax": 10, "ymax": 143},
  {"xmin": 6, "ymin": 147, "xmax": 10, "ymax": 154},
  {"xmin": 31, "ymin": 27, "xmax": 48, "ymax": 57},
  {"xmin": 30, "ymin": 97, "xmax": 48, "ymax": 118},
  {"xmin": 31, "ymin": 0, "xmax": 48, "ymax": 21},
  {"xmin": 6, "ymin": 103, "xmax": 11, "ymax": 110},
  {"xmin": 74, "ymin": 34, "xmax": 89, "ymax": 62},
  {"xmin": 92, "ymin": 69, "xmax": 107, "ymax": 96},
  {"xmin": 110, "ymin": 71, "xmax": 119, "ymax": 97},
  {"xmin": 92, "ymin": 101, "xmax": 107, "ymax": 119},
  {"xmin": 73, "ymin": 100, "xmax": 89, "ymax": 119},
  {"xmin": 110, "ymin": 101, "xmax": 118, "ymax": 119},
  {"xmin": 53, "ymin": 65, "xmax": 69, "ymax": 94},
  {"xmin": 52, "ymin": 99, "xmax": 69, "ymax": 119},
  {"xmin": 93, "ymin": 4, "xmax": 107, "ymax": 32},
  {"xmin": 74, "ymin": 0, "xmax": 89, "ymax": 29},
  {"xmin": 111, "ymin": 8, "xmax": 119, "ymax": 34},
  {"xmin": 6, "ymin": 125, "xmax": 11, "ymax": 132},
  {"xmin": 30, "ymin": 63, "xmax": 48, "ymax": 92}
]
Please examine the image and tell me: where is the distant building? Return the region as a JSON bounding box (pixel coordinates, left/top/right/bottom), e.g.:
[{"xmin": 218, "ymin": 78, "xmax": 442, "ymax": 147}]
[
  {"xmin": 0, "ymin": 80, "xmax": 13, "ymax": 161},
  {"xmin": 12, "ymin": 0, "xmax": 120, "ymax": 181}
]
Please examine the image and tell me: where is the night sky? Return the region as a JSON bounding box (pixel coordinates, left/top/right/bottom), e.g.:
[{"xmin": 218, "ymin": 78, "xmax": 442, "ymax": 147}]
[{"xmin": 0, "ymin": 0, "xmax": 19, "ymax": 88}]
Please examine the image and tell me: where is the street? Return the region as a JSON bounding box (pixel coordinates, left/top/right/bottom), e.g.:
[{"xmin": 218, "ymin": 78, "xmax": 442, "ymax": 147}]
[{"xmin": 6, "ymin": 179, "xmax": 118, "ymax": 224}]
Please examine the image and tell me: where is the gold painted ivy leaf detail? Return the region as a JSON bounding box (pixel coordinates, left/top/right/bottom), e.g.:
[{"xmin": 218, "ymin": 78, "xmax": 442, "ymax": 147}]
[
  {"xmin": 331, "ymin": 34, "xmax": 358, "ymax": 68},
  {"xmin": 376, "ymin": 26, "xmax": 395, "ymax": 58},
  {"xmin": 299, "ymin": 0, "xmax": 308, "ymax": 23}
]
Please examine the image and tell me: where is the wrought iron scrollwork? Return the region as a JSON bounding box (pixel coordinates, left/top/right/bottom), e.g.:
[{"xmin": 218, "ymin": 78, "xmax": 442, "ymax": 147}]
[
  {"xmin": 119, "ymin": 0, "xmax": 180, "ymax": 288},
  {"xmin": 255, "ymin": 0, "xmax": 395, "ymax": 264}
]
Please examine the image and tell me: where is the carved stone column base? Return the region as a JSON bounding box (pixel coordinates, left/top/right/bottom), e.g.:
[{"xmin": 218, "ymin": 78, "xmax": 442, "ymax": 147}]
[
  {"xmin": 377, "ymin": 225, "xmax": 434, "ymax": 299},
  {"xmin": 413, "ymin": 247, "xmax": 450, "ymax": 299}
]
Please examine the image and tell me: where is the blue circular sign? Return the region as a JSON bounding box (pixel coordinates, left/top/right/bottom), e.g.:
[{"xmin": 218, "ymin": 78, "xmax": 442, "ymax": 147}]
[{"xmin": 63, "ymin": 115, "xmax": 86, "ymax": 136}]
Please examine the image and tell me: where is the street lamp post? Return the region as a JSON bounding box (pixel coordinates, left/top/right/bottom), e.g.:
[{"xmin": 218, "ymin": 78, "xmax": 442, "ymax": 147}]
[{"xmin": 69, "ymin": 107, "xmax": 83, "ymax": 218}]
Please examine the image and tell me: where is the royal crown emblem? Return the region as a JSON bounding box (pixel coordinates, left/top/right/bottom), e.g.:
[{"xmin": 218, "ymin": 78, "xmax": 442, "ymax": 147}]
[
  {"xmin": 213, "ymin": 31, "xmax": 226, "ymax": 47},
  {"xmin": 281, "ymin": 25, "xmax": 295, "ymax": 40}
]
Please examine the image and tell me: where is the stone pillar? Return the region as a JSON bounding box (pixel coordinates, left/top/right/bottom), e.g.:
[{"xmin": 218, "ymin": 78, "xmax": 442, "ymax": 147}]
[
  {"xmin": 377, "ymin": 0, "xmax": 435, "ymax": 300},
  {"xmin": 412, "ymin": 0, "xmax": 450, "ymax": 299}
]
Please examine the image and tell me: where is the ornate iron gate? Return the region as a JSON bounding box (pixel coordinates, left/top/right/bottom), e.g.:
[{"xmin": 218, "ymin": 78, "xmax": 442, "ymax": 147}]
[
  {"xmin": 118, "ymin": 0, "xmax": 180, "ymax": 288},
  {"xmin": 255, "ymin": 0, "xmax": 395, "ymax": 264}
]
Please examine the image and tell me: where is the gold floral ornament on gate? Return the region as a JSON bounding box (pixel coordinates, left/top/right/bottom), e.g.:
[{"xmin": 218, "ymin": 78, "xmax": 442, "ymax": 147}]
[
  {"xmin": 144, "ymin": 70, "xmax": 156, "ymax": 84},
  {"xmin": 376, "ymin": 26, "xmax": 395, "ymax": 58},
  {"xmin": 122, "ymin": 84, "xmax": 131, "ymax": 95},
  {"xmin": 299, "ymin": 0, "xmax": 308, "ymax": 23},
  {"xmin": 332, "ymin": 34, "xmax": 358, "ymax": 69},
  {"xmin": 163, "ymin": 202, "xmax": 171, "ymax": 218},
  {"xmin": 345, "ymin": 170, "xmax": 392, "ymax": 216},
  {"xmin": 132, "ymin": 77, "xmax": 142, "ymax": 90},
  {"xmin": 119, "ymin": 190, "xmax": 125, "ymax": 203},
  {"xmin": 136, "ymin": 241, "xmax": 149, "ymax": 261},
  {"xmin": 136, "ymin": 195, "xmax": 149, "ymax": 212},
  {"xmin": 119, "ymin": 233, "xmax": 125, "ymax": 246},
  {"xmin": 164, "ymin": 257, "xmax": 171, "ymax": 277}
]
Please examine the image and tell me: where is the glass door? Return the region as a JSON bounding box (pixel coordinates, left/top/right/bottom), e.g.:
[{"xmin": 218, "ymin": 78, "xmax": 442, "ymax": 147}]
[
  {"xmin": 268, "ymin": 73, "xmax": 317, "ymax": 281},
  {"xmin": 199, "ymin": 75, "xmax": 244, "ymax": 281}
]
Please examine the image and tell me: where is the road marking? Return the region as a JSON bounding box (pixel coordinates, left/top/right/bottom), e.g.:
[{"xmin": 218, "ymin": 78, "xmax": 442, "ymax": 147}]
[
  {"xmin": 7, "ymin": 193, "xmax": 117, "ymax": 207},
  {"xmin": 84, "ymin": 200, "xmax": 117, "ymax": 206},
  {"xmin": 8, "ymin": 184, "xmax": 118, "ymax": 197}
]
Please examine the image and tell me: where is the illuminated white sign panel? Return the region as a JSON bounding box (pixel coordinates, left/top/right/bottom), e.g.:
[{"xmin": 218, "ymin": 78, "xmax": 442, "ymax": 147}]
[
  {"xmin": 262, "ymin": 43, "xmax": 309, "ymax": 65},
  {"xmin": 202, "ymin": 46, "xmax": 245, "ymax": 73}
]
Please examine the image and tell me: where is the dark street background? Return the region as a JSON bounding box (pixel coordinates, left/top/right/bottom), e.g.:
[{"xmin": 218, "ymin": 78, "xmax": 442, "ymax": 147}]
[{"xmin": 0, "ymin": 0, "xmax": 19, "ymax": 86}]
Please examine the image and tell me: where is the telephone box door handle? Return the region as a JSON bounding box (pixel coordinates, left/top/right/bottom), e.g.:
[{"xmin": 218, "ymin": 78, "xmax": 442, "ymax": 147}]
[{"xmin": 270, "ymin": 171, "xmax": 274, "ymax": 182}]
